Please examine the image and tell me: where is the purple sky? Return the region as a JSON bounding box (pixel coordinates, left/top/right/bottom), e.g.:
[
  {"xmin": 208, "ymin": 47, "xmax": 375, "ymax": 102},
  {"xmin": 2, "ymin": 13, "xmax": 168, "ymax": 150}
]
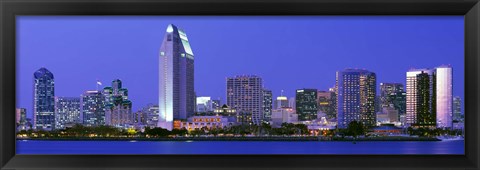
[{"xmin": 17, "ymin": 16, "xmax": 464, "ymax": 119}]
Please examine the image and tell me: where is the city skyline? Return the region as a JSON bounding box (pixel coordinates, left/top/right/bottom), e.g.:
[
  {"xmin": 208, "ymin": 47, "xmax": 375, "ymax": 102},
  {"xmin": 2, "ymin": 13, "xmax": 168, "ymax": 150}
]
[{"xmin": 17, "ymin": 16, "xmax": 464, "ymax": 120}]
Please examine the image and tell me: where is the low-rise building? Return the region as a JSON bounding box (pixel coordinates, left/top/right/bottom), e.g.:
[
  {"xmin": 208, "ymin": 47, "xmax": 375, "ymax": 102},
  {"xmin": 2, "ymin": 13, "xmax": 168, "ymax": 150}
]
[
  {"xmin": 175, "ymin": 115, "xmax": 235, "ymax": 131},
  {"xmin": 270, "ymin": 107, "xmax": 298, "ymax": 128}
]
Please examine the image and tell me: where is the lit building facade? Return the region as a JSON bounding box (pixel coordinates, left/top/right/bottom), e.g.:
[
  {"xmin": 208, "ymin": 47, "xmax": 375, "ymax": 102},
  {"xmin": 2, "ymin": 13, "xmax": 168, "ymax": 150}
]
[
  {"xmin": 196, "ymin": 96, "xmax": 213, "ymax": 112},
  {"xmin": 317, "ymin": 90, "xmax": 336, "ymax": 120},
  {"xmin": 81, "ymin": 90, "xmax": 105, "ymax": 127},
  {"xmin": 406, "ymin": 69, "xmax": 435, "ymax": 127},
  {"xmin": 435, "ymin": 66, "xmax": 453, "ymax": 128},
  {"xmin": 54, "ymin": 97, "xmax": 81, "ymax": 129},
  {"xmin": 274, "ymin": 90, "xmax": 289, "ymax": 109},
  {"xmin": 158, "ymin": 24, "xmax": 195, "ymax": 130},
  {"xmin": 33, "ymin": 67, "xmax": 55, "ymax": 131},
  {"xmin": 135, "ymin": 104, "xmax": 159, "ymax": 128},
  {"xmin": 380, "ymin": 83, "xmax": 404, "ymax": 107},
  {"xmin": 406, "ymin": 66, "xmax": 452, "ymax": 128},
  {"xmin": 103, "ymin": 79, "xmax": 133, "ymax": 129},
  {"xmin": 336, "ymin": 69, "xmax": 376, "ymax": 129},
  {"xmin": 453, "ymin": 96, "xmax": 462, "ymax": 122},
  {"xmin": 177, "ymin": 115, "xmax": 234, "ymax": 131},
  {"xmin": 296, "ymin": 89, "xmax": 318, "ymax": 121},
  {"xmin": 262, "ymin": 89, "xmax": 273, "ymax": 122},
  {"xmin": 16, "ymin": 108, "xmax": 27, "ymax": 125},
  {"xmin": 226, "ymin": 75, "xmax": 263, "ymax": 125}
]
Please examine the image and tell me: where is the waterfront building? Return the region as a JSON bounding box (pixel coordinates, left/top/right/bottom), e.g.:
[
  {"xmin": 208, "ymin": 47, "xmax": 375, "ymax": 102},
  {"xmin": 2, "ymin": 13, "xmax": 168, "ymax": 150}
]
[
  {"xmin": 81, "ymin": 90, "xmax": 105, "ymax": 127},
  {"xmin": 135, "ymin": 104, "xmax": 159, "ymax": 128},
  {"xmin": 372, "ymin": 124, "xmax": 403, "ymax": 136},
  {"xmin": 146, "ymin": 105, "xmax": 159, "ymax": 127},
  {"xmin": 435, "ymin": 66, "xmax": 453, "ymax": 128},
  {"xmin": 158, "ymin": 24, "xmax": 196, "ymax": 130},
  {"xmin": 213, "ymin": 104, "xmax": 237, "ymax": 117},
  {"xmin": 270, "ymin": 107, "xmax": 298, "ymax": 128},
  {"xmin": 196, "ymin": 96, "xmax": 213, "ymax": 112},
  {"xmin": 33, "ymin": 67, "xmax": 55, "ymax": 131},
  {"xmin": 54, "ymin": 97, "xmax": 81, "ymax": 129},
  {"xmin": 226, "ymin": 75, "xmax": 263, "ymax": 125},
  {"xmin": 336, "ymin": 69, "xmax": 376, "ymax": 129},
  {"xmin": 406, "ymin": 69, "xmax": 435, "ymax": 127},
  {"xmin": 103, "ymin": 79, "xmax": 133, "ymax": 129},
  {"xmin": 262, "ymin": 89, "xmax": 273, "ymax": 122},
  {"xmin": 453, "ymin": 96, "xmax": 462, "ymax": 122},
  {"xmin": 406, "ymin": 66, "xmax": 452, "ymax": 128},
  {"xmin": 176, "ymin": 115, "xmax": 234, "ymax": 131},
  {"xmin": 296, "ymin": 89, "xmax": 318, "ymax": 121}
]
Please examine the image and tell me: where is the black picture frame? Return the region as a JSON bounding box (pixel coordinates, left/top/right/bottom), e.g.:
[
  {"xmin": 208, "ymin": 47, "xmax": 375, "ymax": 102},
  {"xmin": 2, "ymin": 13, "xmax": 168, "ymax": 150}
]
[{"xmin": 1, "ymin": 0, "xmax": 479, "ymax": 169}]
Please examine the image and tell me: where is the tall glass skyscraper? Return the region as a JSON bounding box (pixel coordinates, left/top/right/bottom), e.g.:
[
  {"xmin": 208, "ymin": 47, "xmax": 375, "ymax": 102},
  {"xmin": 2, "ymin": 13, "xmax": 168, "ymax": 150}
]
[
  {"xmin": 262, "ymin": 89, "xmax": 273, "ymax": 122},
  {"xmin": 296, "ymin": 89, "xmax": 318, "ymax": 121},
  {"xmin": 81, "ymin": 90, "xmax": 105, "ymax": 127},
  {"xmin": 435, "ymin": 66, "xmax": 453, "ymax": 128},
  {"xmin": 226, "ymin": 75, "xmax": 263, "ymax": 125},
  {"xmin": 103, "ymin": 79, "xmax": 133, "ymax": 129},
  {"xmin": 453, "ymin": 96, "xmax": 462, "ymax": 122},
  {"xmin": 336, "ymin": 69, "xmax": 376, "ymax": 129},
  {"xmin": 54, "ymin": 97, "xmax": 81, "ymax": 129},
  {"xmin": 158, "ymin": 24, "xmax": 195, "ymax": 130},
  {"xmin": 406, "ymin": 66, "xmax": 452, "ymax": 128},
  {"xmin": 33, "ymin": 67, "xmax": 55, "ymax": 130},
  {"xmin": 406, "ymin": 69, "xmax": 434, "ymax": 126}
]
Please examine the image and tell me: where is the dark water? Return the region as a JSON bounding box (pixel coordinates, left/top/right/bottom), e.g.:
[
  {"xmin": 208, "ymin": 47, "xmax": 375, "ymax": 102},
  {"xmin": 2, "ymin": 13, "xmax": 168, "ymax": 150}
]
[{"xmin": 16, "ymin": 140, "xmax": 464, "ymax": 154}]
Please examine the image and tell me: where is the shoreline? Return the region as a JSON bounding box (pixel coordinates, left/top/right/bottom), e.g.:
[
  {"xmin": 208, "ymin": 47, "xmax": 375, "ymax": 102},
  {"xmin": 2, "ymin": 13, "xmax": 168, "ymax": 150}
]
[{"xmin": 16, "ymin": 136, "xmax": 441, "ymax": 142}]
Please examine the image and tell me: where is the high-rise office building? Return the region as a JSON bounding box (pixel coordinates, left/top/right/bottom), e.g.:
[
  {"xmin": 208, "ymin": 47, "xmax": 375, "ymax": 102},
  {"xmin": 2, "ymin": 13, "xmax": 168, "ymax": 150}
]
[
  {"xmin": 158, "ymin": 24, "xmax": 195, "ymax": 130},
  {"xmin": 296, "ymin": 89, "xmax": 318, "ymax": 121},
  {"xmin": 387, "ymin": 91, "xmax": 407, "ymax": 124},
  {"xmin": 226, "ymin": 75, "xmax": 263, "ymax": 125},
  {"xmin": 380, "ymin": 83, "xmax": 404, "ymax": 107},
  {"xmin": 104, "ymin": 79, "xmax": 133, "ymax": 129},
  {"xmin": 406, "ymin": 69, "xmax": 437, "ymax": 127},
  {"xmin": 81, "ymin": 90, "xmax": 106, "ymax": 127},
  {"xmin": 406, "ymin": 66, "xmax": 452, "ymax": 128},
  {"xmin": 33, "ymin": 67, "xmax": 55, "ymax": 130},
  {"xmin": 336, "ymin": 69, "xmax": 376, "ymax": 128},
  {"xmin": 379, "ymin": 83, "xmax": 406, "ymax": 123},
  {"xmin": 435, "ymin": 66, "xmax": 453, "ymax": 128},
  {"xmin": 453, "ymin": 96, "xmax": 462, "ymax": 122},
  {"xmin": 274, "ymin": 90, "xmax": 289, "ymax": 109},
  {"xmin": 262, "ymin": 89, "xmax": 273, "ymax": 122},
  {"xmin": 317, "ymin": 90, "xmax": 336, "ymax": 120},
  {"xmin": 136, "ymin": 104, "xmax": 159, "ymax": 128},
  {"xmin": 54, "ymin": 97, "xmax": 81, "ymax": 129}
]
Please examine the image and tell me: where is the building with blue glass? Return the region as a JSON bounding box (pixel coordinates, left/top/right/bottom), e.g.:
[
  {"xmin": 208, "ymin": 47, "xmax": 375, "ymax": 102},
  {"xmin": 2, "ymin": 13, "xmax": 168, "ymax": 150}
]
[
  {"xmin": 33, "ymin": 67, "xmax": 55, "ymax": 131},
  {"xmin": 336, "ymin": 69, "xmax": 377, "ymax": 129}
]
